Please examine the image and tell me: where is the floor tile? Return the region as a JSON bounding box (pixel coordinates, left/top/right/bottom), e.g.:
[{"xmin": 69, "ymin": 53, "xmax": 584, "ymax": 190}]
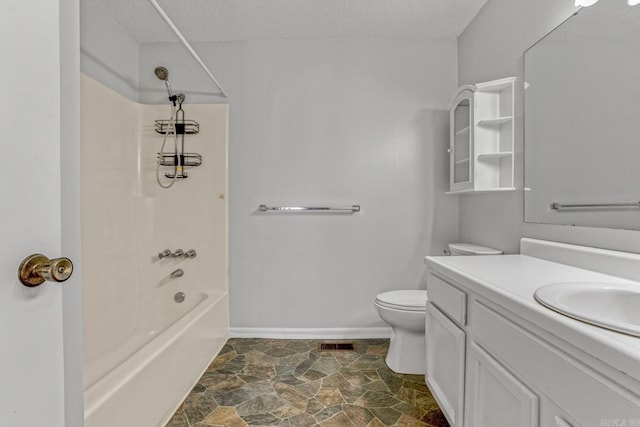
[{"xmin": 166, "ymin": 339, "xmax": 449, "ymax": 426}]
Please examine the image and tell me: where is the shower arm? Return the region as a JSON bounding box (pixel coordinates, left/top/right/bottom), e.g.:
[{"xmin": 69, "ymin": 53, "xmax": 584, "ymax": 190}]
[{"xmin": 148, "ymin": 0, "xmax": 228, "ymax": 98}]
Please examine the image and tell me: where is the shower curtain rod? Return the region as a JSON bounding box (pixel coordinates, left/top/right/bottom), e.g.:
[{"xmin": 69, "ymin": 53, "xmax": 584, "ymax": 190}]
[{"xmin": 148, "ymin": 0, "xmax": 228, "ymax": 98}]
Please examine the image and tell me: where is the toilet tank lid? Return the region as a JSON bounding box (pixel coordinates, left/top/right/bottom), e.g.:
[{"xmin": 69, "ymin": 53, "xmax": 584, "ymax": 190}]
[{"xmin": 448, "ymin": 243, "xmax": 503, "ymax": 255}]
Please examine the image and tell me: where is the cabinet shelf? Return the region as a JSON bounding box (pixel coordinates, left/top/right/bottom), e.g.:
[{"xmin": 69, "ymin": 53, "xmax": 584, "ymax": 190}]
[
  {"xmin": 477, "ymin": 152, "xmax": 512, "ymax": 161},
  {"xmin": 478, "ymin": 116, "xmax": 513, "ymax": 127},
  {"xmin": 455, "ymin": 158, "xmax": 470, "ymax": 165}
]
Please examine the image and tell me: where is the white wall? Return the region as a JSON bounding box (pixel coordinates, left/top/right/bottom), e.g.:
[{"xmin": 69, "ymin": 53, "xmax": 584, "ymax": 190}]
[
  {"xmin": 140, "ymin": 39, "xmax": 459, "ymax": 331},
  {"xmin": 80, "ymin": 0, "xmax": 139, "ymax": 101}
]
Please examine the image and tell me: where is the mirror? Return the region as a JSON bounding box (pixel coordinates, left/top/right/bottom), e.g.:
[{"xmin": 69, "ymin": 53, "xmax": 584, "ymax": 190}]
[{"xmin": 524, "ymin": 1, "xmax": 640, "ymax": 230}]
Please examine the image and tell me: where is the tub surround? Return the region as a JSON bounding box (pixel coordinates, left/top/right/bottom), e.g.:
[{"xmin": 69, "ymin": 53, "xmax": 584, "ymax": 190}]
[
  {"xmin": 424, "ymin": 238, "xmax": 640, "ymax": 426},
  {"xmin": 80, "ymin": 74, "xmax": 230, "ymax": 426}
]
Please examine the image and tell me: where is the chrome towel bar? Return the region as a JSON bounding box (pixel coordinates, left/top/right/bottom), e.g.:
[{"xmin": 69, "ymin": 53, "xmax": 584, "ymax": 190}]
[
  {"xmin": 550, "ymin": 201, "xmax": 640, "ymax": 210},
  {"xmin": 259, "ymin": 204, "xmax": 360, "ymax": 213}
]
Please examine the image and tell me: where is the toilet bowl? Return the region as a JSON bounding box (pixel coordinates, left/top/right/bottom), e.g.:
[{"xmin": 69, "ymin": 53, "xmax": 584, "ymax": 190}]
[
  {"xmin": 374, "ymin": 290, "xmax": 427, "ymax": 375},
  {"xmin": 375, "ymin": 243, "xmax": 502, "ymax": 375}
]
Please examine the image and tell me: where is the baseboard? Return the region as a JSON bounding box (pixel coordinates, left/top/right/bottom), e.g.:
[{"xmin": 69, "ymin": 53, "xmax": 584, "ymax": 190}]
[{"xmin": 229, "ymin": 327, "xmax": 391, "ymax": 339}]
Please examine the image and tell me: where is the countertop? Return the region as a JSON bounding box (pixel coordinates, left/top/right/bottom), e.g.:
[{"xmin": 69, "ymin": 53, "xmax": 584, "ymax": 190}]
[{"xmin": 425, "ymin": 253, "xmax": 640, "ymax": 385}]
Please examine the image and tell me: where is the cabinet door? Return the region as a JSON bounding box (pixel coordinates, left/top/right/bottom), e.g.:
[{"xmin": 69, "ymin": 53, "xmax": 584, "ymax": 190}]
[
  {"xmin": 465, "ymin": 341, "xmax": 539, "ymax": 427},
  {"xmin": 426, "ymin": 303, "xmax": 466, "ymax": 427},
  {"xmin": 450, "ymin": 88, "xmax": 474, "ymax": 192}
]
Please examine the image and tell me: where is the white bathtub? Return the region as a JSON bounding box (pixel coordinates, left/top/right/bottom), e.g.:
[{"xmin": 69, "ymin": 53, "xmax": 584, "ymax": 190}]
[{"xmin": 84, "ymin": 291, "xmax": 229, "ymax": 427}]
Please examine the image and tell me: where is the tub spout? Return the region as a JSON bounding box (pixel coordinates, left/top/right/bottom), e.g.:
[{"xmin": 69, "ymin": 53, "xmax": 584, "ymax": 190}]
[{"xmin": 170, "ymin": 269, "xmax": 184, "ymax": 278}]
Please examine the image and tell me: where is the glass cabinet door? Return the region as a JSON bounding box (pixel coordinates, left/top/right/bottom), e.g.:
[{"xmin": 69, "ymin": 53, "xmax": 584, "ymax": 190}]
[{"xmin": 450, "ymin": 88, "xmax": 474, "ymax": 192}]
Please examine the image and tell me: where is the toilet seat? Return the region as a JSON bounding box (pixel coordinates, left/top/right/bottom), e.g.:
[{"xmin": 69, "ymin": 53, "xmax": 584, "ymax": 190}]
[{"xmin": 375, "ymin": 290, "xmax": 427, "ymax": 312}]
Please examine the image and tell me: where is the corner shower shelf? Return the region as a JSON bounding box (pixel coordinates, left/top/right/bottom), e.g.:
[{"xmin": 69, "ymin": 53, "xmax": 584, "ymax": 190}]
[{"xmin": 155, "ymin": 119, "xmax": 200, "ymax": 135}]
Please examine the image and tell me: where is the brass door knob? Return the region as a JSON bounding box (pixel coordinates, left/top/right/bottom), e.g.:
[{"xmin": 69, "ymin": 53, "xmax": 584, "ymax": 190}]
[{"xmin": 18, "ymin": 254, "xmax": 74, "ymax": 287}]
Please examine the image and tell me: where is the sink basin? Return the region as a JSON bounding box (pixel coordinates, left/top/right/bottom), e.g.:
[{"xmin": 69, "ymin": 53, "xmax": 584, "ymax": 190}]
[{"xmin": 534, "ymin": 282, "xmax": 640, "ymax": 337}]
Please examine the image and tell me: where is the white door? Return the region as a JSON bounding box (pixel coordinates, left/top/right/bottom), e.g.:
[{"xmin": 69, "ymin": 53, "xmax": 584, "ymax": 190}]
[{"xmin": 0, "ymin": 1, "xmax": 83, "ymax": 426}]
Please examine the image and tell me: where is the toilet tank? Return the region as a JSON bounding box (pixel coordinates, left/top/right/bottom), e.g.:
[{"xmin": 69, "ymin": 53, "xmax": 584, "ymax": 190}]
[{"xmin": 448, "ymin": 243, "xmax": 503, "ymax": 256}]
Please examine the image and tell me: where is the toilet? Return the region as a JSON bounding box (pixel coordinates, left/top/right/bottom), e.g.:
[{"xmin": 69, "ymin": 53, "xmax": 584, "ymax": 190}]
[{"xmin": 375, "ymin": 243, "xmax": 502, "ymax": 375}]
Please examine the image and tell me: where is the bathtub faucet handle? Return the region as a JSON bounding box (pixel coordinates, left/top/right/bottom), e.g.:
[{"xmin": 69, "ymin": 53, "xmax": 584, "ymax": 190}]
[
  {"xmin": 159, "ymin": 249, "xmax": 172, "ymax": 259},
  {"xmin": 185, "ymin": 249, "xmax": 197, "ymax": 258},
  {"xmin": 172, "ymin": 249, "xmax": 185, "ymax": 258}
]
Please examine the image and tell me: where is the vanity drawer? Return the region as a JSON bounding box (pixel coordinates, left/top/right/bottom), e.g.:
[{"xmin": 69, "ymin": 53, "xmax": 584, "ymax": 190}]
[
  {"xmin": 427, "ymin": 274, "xmax": 467, "ymax": 325},
  {"xmin": 471, "ymin": 301, "xmax": 640, "ymax": 425}
]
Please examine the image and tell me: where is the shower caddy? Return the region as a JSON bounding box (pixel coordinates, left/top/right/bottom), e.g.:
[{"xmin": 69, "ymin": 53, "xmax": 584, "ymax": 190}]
[{"xmin": 155, "ymin": 95, "xmax": 202, "ymax": 179}]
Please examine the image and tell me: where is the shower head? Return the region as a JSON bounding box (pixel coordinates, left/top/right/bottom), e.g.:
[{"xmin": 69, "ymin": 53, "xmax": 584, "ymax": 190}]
[
  {"xmin": 154, "ymin": 66, "xmax": 169, "ymax": 81},
  {"xmin": 154, "ymin": 66, "xmax": 174, "ymax": 100}
]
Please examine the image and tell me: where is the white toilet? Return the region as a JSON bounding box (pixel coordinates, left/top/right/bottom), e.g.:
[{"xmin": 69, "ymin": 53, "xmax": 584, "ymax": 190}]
[
  {"xmin": 375, "ymin": 290, "xmax": 427, "ymax": 374},
  {"xmin": 375, "ymin": 243, "xmax": 502, "ymax": 375}
]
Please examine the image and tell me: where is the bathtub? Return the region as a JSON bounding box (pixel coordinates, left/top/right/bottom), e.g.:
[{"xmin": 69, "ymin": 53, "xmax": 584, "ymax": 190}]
[{"xmin": 84, "ymin": 291, "xmax": 229, "ymax": 427}]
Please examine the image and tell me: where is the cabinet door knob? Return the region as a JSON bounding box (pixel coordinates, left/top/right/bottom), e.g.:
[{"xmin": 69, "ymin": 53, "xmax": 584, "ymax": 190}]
[
  {"xmin": 447, "ymin": 148, "xmax": 452, "ymax": 153},
  {"xmin": 18, "ymin": 254, "xmax": 73, "ymax": 287}
]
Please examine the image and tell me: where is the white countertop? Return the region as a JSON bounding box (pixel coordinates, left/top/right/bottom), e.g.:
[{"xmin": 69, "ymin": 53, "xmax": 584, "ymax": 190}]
[{"xmin": 425, "ymin": 253, "xmax": 640, "ymax": 385}]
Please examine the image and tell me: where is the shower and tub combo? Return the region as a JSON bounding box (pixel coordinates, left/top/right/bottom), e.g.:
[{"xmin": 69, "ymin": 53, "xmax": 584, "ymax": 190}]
[{"xmin": 80, "ymin": 67, "xmax": 229, "ymax": 425}]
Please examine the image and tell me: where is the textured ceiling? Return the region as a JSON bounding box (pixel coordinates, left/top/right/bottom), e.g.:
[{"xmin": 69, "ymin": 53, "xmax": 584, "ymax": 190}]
[{"xmin": 87, "ymin": 0, "xmax": 488, "ymax": 43}]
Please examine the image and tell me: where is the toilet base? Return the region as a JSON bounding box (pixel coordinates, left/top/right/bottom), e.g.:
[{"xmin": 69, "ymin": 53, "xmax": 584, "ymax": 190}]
[{"xmin": 385, "ymin": 328, "xmax": 426, "ymax": 375}]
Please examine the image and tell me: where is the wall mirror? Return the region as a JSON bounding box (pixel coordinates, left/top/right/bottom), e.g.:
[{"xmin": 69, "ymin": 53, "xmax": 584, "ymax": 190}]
[{"xmin": 524, "ymin": 1, "xmax": 640, "ymax": 230}]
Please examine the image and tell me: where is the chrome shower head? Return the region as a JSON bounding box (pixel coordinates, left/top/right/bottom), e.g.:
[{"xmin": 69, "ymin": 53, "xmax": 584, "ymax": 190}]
[
  {"xmin": 154, "ymin": 66, "xmax": 169, "ymax": 81},
  {"xmin": 154, "ymin": 66, "xmax": 174, "ymax": 100}
]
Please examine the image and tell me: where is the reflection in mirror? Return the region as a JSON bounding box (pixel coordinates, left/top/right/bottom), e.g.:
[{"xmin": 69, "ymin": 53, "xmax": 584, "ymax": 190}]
[{"xmin": 524, "ymin": 1, "xmax": 640, "ymax": 230}]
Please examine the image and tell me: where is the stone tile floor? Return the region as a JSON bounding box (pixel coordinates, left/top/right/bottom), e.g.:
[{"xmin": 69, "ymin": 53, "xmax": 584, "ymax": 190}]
[{"xmin": 167, "ymin": 338, "xmax": 449, "ymax": 427}]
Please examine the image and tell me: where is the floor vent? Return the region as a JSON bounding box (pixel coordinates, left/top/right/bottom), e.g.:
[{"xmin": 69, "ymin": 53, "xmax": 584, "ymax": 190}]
[{"xmin": 318, "ymin": 342, "xmax": 355, "ymax": 351}]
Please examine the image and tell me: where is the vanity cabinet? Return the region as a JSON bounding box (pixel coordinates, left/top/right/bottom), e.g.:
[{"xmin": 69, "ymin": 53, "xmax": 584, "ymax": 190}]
[
  {"xmin": 426, "ymin": 271, "xmax": 640, "ymax": 427},
  {"xmin": 447, "ymin": 77, "xmax": 516, "ymax": 194}
]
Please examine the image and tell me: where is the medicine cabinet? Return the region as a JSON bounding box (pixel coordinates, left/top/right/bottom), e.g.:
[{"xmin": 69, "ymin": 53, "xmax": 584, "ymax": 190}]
[{"xmin": 447, "ymin": 77, "xmax": 516, "ymax": 194}]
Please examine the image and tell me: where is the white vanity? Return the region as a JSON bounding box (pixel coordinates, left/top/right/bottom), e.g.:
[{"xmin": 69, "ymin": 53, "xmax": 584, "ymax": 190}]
[{"xmin": 424, "ymin": 238, "xmax": 640, "ymax": 427}]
